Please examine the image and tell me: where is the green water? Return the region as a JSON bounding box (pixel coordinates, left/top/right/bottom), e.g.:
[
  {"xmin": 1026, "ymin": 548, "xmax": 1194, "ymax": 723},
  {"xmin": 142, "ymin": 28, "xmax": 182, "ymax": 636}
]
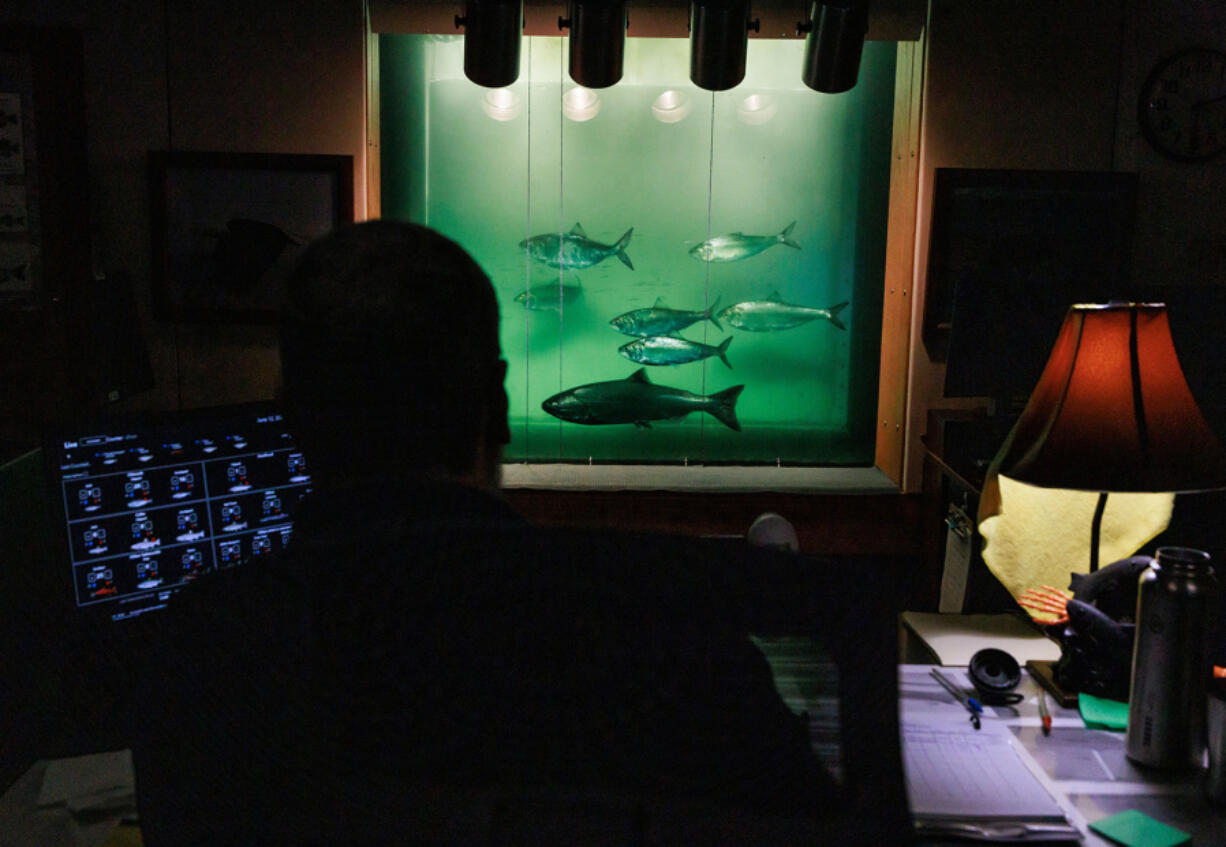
[{"xmin": 380, "ymin": 35, "xmax": 895, "ymax": 466}]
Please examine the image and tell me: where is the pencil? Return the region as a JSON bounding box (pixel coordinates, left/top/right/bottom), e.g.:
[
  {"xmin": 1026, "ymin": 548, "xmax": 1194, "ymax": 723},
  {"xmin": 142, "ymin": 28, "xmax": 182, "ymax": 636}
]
[{"xmin": 1038, "ymin": 688, "xmax": 1052, "ymax": 735}]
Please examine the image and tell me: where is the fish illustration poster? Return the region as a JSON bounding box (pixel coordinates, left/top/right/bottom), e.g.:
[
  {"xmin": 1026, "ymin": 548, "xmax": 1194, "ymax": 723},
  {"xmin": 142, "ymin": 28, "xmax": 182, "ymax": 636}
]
[
  {"xmin": 0, "ymin": 184, "xmax": 28, "ymax": 233},
  {"xmin": 154, "ymin": 154, "xmax": 349, "ymax": 321},
  {"xmin": 0, "ymin": 92, "xmax": 23, "ymax": 177},
  {"xmin": 378, "ymin": 35, "xmax": 897, "ymax": 466},
  {"xmin": 0, "ymin": 242, "xmax": 36, "ymax": 308}
]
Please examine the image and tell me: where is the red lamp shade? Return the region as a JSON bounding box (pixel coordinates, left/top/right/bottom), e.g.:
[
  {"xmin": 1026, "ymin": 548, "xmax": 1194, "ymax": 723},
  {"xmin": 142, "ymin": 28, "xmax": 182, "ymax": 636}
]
[{"xmin": 993, "ymin": 303, "xmax": 1226, "ymax": 493}]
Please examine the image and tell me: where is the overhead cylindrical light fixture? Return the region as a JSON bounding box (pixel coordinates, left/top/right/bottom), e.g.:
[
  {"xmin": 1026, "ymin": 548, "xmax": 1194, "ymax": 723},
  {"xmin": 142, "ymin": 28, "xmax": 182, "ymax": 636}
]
[
  {"xmin": 798, "ymin": 0, "xmax": 868, "ymax": 94},
  {"xmin": 455, "ymin": 0, "xmax": 523, "ymax": 88},
  {"xmin": 689, "ymin": 1, "xmax": 759, "ymax": 92},
  {"xmin": 558, "ymin": 1, "xmax": 627, "ymax": 89}
]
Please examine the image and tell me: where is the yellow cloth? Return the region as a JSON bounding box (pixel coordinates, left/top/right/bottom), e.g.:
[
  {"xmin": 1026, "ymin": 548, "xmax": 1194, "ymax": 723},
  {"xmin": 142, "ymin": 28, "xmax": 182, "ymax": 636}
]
[{"xmin": 978, "ymin": 475, "xmax": 1173, "ymax": 613}]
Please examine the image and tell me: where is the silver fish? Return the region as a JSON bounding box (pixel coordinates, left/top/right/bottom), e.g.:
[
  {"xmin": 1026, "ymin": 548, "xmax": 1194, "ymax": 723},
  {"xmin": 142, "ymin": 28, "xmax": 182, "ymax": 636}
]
[
  {"xmin": 719, "ymin": 292, "xmax": 848, "ymax": 332},
  {"xmin": 609, "ymin": 296, "xmax": 722, "ymax": 337},
  {"xmin": 689, "ymin": 221, "xmax": 801, "ymax": 263},
  {"xmin": 514, "ymin": 275, "xmax": 583, "ymax": 311},
  {"xmin": 542, "ymin": 368, "xmax": 744, "ymax": 431},
  {"xmin": 520, "ymin": 222, "xmax": 634, "ymax": 271},
  {"xmin": 619, "ymin": 335, "xmax": 732, "ymax": 369}
]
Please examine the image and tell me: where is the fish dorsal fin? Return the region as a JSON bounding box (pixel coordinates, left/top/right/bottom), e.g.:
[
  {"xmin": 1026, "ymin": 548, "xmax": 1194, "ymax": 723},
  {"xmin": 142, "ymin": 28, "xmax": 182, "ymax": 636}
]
[
  {"xmin": 627, "ymin": 368, "xmax": 651, "ymax": 384},
  {"xmin": 570, "ymin": 222, "xmax": 588, "ymax": 238},
  {"xmin": 652, "ymin": 296, "xmax": 667, "ymax": 308},
  {"xmin": 767, "ymin": 290, "xmax": 783, "ymax": 302}
]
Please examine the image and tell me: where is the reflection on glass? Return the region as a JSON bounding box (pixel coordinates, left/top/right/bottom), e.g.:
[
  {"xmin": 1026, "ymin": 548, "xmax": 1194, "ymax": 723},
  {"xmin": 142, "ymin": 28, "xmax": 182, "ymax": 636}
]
[
  {"xmin": 482, "ymin": 88, "xmax": 522, "ymax": 121},
  {"xmin": 737, "ymin": 93, "xmax": 777, "ymax": 125},
  {"xmin": 562, "ymin": 86, "xmax": 600, "ymax": 121},
  {"xmin": 652, "ymin": 89, "xmax": 692, "ymax": 123}
]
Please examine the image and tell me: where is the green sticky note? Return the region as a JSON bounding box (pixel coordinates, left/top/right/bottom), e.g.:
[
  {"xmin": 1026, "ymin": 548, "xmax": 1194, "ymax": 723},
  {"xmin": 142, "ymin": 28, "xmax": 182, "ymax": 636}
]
[
  {"xmin": 1089, "ymin": 810, "xmax": 1190, "ymax": 847},
  {"xmin": 1079, "ymin": 692, "xmax": 1129, "ymax": 730}
]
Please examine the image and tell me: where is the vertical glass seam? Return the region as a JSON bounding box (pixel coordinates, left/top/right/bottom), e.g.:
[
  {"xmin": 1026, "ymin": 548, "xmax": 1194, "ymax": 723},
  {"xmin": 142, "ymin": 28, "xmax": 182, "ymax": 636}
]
[
  {"xmin": 556, "ymin": 38, "xmax": 565, "ymax": 459},
  {"xmin": 700, "ymin": 91, "xmax": 716, "ymax": 464},
  {"xmin": 523, "ymin": 37, "xmax": 533, "ymax": 461}
]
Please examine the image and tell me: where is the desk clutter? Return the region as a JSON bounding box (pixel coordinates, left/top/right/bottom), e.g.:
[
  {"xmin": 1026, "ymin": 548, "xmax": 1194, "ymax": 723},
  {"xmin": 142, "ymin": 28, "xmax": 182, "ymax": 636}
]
[{"xmin": 899, "ymin": 665, "xmax": 1226, "ymax": 845}]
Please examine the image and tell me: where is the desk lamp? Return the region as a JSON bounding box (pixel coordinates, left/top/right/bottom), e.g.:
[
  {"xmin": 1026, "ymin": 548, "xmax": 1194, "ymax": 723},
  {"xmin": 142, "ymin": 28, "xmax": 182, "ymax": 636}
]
[{"xmin": 987, "ymin": 302, "xmax": 1226, "ymax": 575}]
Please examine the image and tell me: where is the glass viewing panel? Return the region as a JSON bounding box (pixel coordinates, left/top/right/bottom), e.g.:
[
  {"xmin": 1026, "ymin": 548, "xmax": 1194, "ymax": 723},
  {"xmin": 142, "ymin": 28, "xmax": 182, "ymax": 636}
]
[{"xmin": 380, "ymin": 35, "xmax": 895, "ymax": 466}]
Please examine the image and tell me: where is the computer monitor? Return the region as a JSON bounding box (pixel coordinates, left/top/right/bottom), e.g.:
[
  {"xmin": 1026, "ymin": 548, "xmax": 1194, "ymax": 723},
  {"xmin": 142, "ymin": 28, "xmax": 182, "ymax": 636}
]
[
  {"xmin": 43, "ymin": 403, "xmax": 311, "ymax": 622},
  {"xmin": 923, "ymin": 168, "xmax": 1139, "ymax": 412}
]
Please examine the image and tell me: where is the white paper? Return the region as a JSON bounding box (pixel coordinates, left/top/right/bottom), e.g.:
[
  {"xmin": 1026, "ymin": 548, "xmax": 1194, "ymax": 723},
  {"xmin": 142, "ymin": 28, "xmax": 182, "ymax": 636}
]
[
  {"xmin": 904, "ymin": 718, "xmax": 1066, "ymax": 821},
  {"xmin": 36, "ymin": 749, "xmax": 134, "ymax": 808},
  {"xmin": 901, "ymin": 612, "xmax": 1062, "ymax": 666}
]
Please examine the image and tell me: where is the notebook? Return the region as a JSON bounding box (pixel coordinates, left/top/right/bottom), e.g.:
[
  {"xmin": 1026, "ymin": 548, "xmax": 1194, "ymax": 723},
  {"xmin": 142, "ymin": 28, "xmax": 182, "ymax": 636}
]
[{"xmin": 904, "ymin": 717, "xmax": 1079, "ymax": 842}]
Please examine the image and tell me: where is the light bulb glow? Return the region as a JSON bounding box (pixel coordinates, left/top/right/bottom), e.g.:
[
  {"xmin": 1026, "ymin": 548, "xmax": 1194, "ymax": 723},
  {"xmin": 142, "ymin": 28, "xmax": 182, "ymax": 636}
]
[
  {"xmin": 562, "ymin": 87, "xmax": 600, "ymax": 122},
  {"xmin": 482, "ymin": 88, "xmax": 522, "ymax": 121},
  {"xmin": 651, "ymin": 90, "xmax": 692, "ymax": 124},
  {"xmin": 737, "ymin": 93, "xmax": 777, "ymax": 126}
]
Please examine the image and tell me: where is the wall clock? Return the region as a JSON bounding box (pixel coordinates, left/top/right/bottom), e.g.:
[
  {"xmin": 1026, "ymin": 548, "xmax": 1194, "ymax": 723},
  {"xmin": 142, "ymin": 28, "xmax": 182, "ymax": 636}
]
[{"xmin": 1138, "ymin": 47, "xmax": 1226, "ymax": 162}]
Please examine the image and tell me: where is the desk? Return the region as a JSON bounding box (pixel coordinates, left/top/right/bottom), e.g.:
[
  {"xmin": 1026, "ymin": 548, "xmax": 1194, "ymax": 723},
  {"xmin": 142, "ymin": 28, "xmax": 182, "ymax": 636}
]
[
  {"xmin": 8, "ymin": 645, "xmax": 1226, "ymax": 845},
  {"xmin": 755, "ymin": 637, "xmax": 1226, "ymax": 844},
  {"xmin": 899, "ymin": 665, "xmax": 1226, "ymax": 845}
]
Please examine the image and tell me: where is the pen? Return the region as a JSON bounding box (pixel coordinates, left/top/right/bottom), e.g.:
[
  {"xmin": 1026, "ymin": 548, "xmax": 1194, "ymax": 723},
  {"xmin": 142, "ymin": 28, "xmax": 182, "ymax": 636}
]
[
  {"xmin": 1038, "ymin": 688, "xmax": 1052, "ymax": 735},
  {"xmin": 930, "ymin": 668, "xmax": 983, "ymax": 729}
]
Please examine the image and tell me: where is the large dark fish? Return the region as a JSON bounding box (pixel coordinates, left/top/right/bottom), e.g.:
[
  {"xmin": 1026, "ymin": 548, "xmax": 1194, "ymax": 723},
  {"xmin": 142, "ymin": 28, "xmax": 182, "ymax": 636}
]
[
  {"xmin": 689, "ymin": 221, "xmax": 800, "ymax": 263},
  {"xmin": 719, "ymin": 292, "xmax": 849, "ymax": 331},
  {"xmin": 619, "ymin": 335, "xmax": 732, "ymax": 369},
  {"xmin": 542, "ymin": 368, "xmax": 744, "ymax": 430},
  {"xmin": 609, "ymin": 296, "xmax": 722, "ymax": 337},
  {"xmin": 520, "ymin": 222, "xmax": 634, "ymax": 271}
]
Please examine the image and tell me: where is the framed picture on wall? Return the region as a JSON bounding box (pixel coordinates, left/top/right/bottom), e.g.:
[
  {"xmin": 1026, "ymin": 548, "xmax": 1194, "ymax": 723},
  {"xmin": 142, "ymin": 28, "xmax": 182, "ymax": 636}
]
[{"xmin": 150, "ymin": 151, "xmax": 354, "ymax": 322}]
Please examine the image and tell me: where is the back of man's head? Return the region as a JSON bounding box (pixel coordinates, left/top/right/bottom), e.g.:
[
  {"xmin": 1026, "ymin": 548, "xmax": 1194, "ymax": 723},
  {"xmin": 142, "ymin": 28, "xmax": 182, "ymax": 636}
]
[{"xmin": 280, "ymin": 221, "xmax": 508, "ymax": 488}]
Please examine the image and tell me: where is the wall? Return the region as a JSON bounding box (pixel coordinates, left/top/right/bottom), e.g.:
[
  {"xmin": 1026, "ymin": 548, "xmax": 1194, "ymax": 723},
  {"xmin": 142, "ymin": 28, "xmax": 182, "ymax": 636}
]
[
  {"xmin": 904, "ymin": 0, "xmax": 1226, "ymax": 490},
  {"xmin": 8, "ymin": 1, "xmax": 1224, "ymax": 494},
  {"xmin": 903, "ymin": 0, "xmax": 1125, "ymax": 488},
  {"xmin": 3, "ymin": 0, "xmax": 367, "ymax": 421},
  {"xmin": 1114, "ymin": 0, "xmax": 1226, "ymax": 289}
]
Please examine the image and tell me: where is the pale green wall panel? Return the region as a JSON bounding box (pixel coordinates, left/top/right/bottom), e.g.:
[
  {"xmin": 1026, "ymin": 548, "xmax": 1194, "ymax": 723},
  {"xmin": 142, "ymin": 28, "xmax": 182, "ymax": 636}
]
[{"xmin": 380, "ymin": 35, "xmax": 894, "ymax": 466}]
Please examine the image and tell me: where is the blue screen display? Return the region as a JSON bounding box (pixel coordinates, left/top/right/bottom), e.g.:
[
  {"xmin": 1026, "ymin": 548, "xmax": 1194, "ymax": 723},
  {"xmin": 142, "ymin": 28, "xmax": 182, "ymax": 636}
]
[{"xmin": 49, "ymin": 408, "xmax": 311, "ymax": 621}]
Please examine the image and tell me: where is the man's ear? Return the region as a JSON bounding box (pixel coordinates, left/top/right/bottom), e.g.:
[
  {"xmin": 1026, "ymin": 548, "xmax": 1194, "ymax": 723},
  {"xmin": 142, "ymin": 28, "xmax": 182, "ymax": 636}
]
[{"xmin": 489, "ymin": 358, "xmax": 511, "ymax": 446}]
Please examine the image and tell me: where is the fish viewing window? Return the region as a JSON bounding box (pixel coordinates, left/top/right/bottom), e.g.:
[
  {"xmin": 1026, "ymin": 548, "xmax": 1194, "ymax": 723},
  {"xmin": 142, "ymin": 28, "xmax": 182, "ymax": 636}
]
[{"xmin": 378, "ymin": 34, "xmax": 902, "ymax": 480}]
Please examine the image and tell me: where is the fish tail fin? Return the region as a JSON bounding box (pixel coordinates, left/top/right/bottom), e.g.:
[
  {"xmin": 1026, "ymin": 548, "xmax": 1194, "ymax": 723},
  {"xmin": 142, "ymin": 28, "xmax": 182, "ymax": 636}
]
[
  {"xmin": 614, "ymin": 228, "xmax": 634, "ymax": 270},
  {"xmin": 707, "ymin": 384, "xmax": 744, "ymax": 432},
  {"xmin": 780, "ymin": 220, "xmax": 801, "ymax": 250},
  {"xmin": 706, "ymin": 295, "xmax": 722, "ymax": 332},
  {"xmin": 827, "ymin": 300, "xmax": 849, "ymax": 330},
  {"xmin": 716, "ymin": 336, "xmax": 733, "ymax": 369}
]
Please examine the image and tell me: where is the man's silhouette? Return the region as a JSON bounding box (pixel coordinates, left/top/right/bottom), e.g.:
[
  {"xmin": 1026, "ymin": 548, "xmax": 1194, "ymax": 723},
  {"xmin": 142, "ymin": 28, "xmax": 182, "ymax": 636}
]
[{"xmin": 131, "ymin": 221, "xmax": 836, "ymax": 845}]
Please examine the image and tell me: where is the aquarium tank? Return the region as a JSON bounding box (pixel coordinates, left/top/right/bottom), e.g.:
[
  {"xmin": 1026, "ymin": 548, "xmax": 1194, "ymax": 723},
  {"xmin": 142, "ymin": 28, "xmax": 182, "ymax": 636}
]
[{"xmin": 379, "ymin": 35, "xmax": 895, "ymax": 467}]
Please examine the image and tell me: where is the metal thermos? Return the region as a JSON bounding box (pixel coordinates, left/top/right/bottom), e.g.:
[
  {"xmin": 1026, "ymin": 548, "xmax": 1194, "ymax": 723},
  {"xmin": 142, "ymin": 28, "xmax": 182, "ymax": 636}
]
[
  {"xmin": 1126, "ymin": 547, "xmax": 1217, "ymax": 769},
  {"xmin": 1207, "ymin": 680, "xmax": 1226, "ymax": 805}
]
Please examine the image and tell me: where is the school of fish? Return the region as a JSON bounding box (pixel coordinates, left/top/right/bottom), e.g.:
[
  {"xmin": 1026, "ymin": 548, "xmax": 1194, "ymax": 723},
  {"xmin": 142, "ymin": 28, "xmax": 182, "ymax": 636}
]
[{"xmin": 515, "ymin": 220, "xmax": 848, "ymax": 430}]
